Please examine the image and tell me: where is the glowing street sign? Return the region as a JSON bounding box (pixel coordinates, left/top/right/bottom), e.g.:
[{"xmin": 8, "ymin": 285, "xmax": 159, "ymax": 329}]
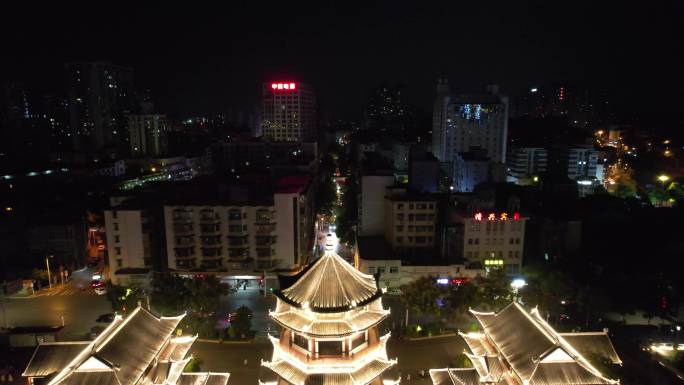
[
  {"xmin": 473, "ymin": 212, "xmax": 520, "ymax": 221},
  {"xmin": 271, "ymin": 82, "xmax": 297, "ymax": 91}
]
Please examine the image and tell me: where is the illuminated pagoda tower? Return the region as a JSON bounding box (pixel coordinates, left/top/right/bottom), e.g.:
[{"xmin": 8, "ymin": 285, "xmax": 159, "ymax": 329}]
[
  {"xmin": 430, "ymin": 302, "xmax": 621, "ymax": 385},
  {"xmin": 259, "ymin": 243, "xmax": 400, "ymax": 385},
  {"xmin": 22, "ymin": 306, "xmax": 230, "ymax": 385}
]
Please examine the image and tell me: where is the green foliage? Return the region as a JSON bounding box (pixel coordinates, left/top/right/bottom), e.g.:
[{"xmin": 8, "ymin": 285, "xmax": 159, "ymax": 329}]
[
  {"xmin": 452, "ymin": 353, "xmax": 473, "ymax": 368},
  {"xmin": 231, "ymin": 305, "xmax": 253, "ymax": 337},
  {"xmin": 520, "ymin": 264, "xmax": 574, "ymax": 319},
  {"xmin": 446, "ymin": 282, "xmax": 479, "ymax": 315},
  {"xmin": 478, "ymin": 268, "xmax": 513, "ymax": 310},
  {"xmin": 151, "ymin": 274, "xmax": 233, "ymax": 316},
  {"xmin": 31, "ymin": 269, "xmax": 49, "ymax": 281},
  {"xmin": 400, "ymin": 276, "xmax": 447, "ymax": 318},
  {"xmin": 105, "ymin": 282, "xmax": 146, "ymax": 314},
  {"xmin": 183, "ymin": 357, "xmax": 203, "ymax": 373},
  {"xmin": 336, "ymin": 176, "xmax": 359, "ymax": 245},
  {"xmin": 316, "ymin": 175, "xmax": 337, "ymax": 217}
]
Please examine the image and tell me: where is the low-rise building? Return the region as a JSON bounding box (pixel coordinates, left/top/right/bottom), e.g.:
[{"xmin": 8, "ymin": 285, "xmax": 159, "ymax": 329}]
[{"xmin": 384, "ymin": 187, "xmax": 438, "ymax": 250}]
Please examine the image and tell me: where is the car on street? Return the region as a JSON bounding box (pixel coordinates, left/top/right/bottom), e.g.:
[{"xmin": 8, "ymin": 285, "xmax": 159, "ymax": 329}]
[
  {"xmin": 94, "ymin": 287, "xmax": 107, "ymax": 295},
  {"xmin": 96, "ymin": 313, "xmax": 115, "ymax": 323},
  {"xmin": 91, "ymin": 280, "xmax": 104, "ymax": 288}
]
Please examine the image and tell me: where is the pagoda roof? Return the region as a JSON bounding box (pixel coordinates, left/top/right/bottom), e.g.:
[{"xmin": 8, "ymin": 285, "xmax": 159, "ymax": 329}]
[
  {"xmin": 270, "ymin": 298, "xmax": 389, "ymax": 337},
  {"xmin": 23, "ymin": 342, "xmax": 90, "ymax": 378},
  {"xmin": 261, "ymin": 357, "xmax": 396, "ymax": 385},
  {"xmin": 429, "ymin": 368, "xmax": 480, "ymax": 385},
  {"xmin": 274, "ymin": 250, "xmax": 381, "ymax": 312},
  {"xmin": 456, "ymin": 302, "xmax": 620, "ymax": 385},
  {"xmin": 558, "ymin": 332, "xmax": 622, "ymax": 365},
  {"xmin": 178, "ymin": 373, "xmax": 231, "ymax": 385}
]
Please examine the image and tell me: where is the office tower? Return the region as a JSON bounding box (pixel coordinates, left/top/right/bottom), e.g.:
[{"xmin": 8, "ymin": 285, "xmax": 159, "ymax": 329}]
[
  {"xmin": 260, "ymin": 81, "xmax": 316, "ymax": 142},
  {"xmin": 65, "ymin": 62, "xmax": 136, "ymax": 153},
  {"xmin": 431, "ymin": 78, "xmax": 452, "ymax": 161}
]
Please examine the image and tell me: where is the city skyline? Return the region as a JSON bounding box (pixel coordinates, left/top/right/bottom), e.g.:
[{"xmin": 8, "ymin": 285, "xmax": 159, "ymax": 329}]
[{"xmin": 2, "ymin": 2, "xmax": 683, "ymax": 125}]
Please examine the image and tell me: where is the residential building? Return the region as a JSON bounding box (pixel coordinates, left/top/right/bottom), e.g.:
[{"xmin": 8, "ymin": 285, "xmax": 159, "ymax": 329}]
[
  {"xmin": 430, "ymin": 302, "xmax": 621, "ymax": 385},
  {"xmin": 103, "ymin": 198, "xmax": 166, "ymax": 284},
  {"xmin": 260, "ymin": 81, "xmax": 317, "ymax": 142},
  {"xmin": 164, "ymin": 176, "xmax": 312, "ymax": 271},
  {"xmin": 507, "ymin": 147, "xmax": 548, "ymax": 185},
  {"xmin": 128, "ymin": 114, "xmax": 168, "ymax": 156},
  {"xmin": 261, "ymin": 246, "xmax": 400, "ymax": 385},
  {"xmin": 564, "ymin": 146, "xmax": 598, "ymax": 180},
  {"xmin": 22, "ymin": 306, "xmax": 231, "ymax": 385},
  {"xmin": 65, "ymin": 61, "xmax": 136, "ymax": 153},
  {"xmin": 358, "ymin": 174, "xmax": 395, "ymax": 236},
  {"xmin": 453, "ymin": 150, "xmax": 490, "ymax": 192},
  {"xmin": 384, "ymin": 187, "xmax": 438, "ymax": 250}
]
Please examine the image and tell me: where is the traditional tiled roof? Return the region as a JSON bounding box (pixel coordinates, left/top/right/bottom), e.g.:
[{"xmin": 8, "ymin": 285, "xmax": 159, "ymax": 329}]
[
  {"xmin": 178, "ymin": 373, "xmax": 231, "ymax": 385},
  {"xmin": 449, "ymin": 302, "xmax": 621, "ymax": 385},
  {"xmin": 22, "ymin": 342, "xmax": 89, "ymax": 377},
  {"xmin": 275, "ymin": 250, "xmax": 381, "ymax": 312},
  {"xmin": 429, "ymin": 368, "xmax": 480, "ymax": 385},
  {"xmin": 270, "ymin": 298, "xmax": 389, "ymax": 337},
  {"xmin": 261, "ymin": 358, "xmax": 396, "ymax": 385},
  {"xmin": 24, "ymin": 307, "xmax": 230, "ymax": 385},
  {"xmin": 558, "ymin": 332, "xmax": 622, "ymax": 364}
]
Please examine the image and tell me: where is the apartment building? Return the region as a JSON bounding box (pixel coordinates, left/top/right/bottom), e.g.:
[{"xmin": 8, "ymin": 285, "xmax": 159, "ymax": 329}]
[{"xmin": 384, "ymin": 187, "xmax": 439, "ymax": 250}]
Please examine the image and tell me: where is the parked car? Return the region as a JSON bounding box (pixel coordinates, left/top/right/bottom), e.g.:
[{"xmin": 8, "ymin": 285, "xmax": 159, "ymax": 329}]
[{"xmin": 96, "ymin": 313, "xmax": 115, "ymax": 323}]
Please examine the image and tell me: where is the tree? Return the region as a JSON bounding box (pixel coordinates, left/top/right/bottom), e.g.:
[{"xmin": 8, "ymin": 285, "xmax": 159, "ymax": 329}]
[
  {"xmin": 478, "ymin": 269, "xmax": 513, "ymax": 310},
  {"xmin": 520, "ymin": 264, "xmax": 574, "ymax": 322},
  {"xmin": 105, "ymin": 282, "xmax": 146, "ymax": 314},
  {"xmin": 400, "ymin": 276, "xmax": 446, "ymax": 319},
  {"xmin": 446, "ymin": 282, "xmax": 479, "ymax": 315},
  {"xmin": 231, "ymin": 305, "xmax": 253, "ymax": 338}
]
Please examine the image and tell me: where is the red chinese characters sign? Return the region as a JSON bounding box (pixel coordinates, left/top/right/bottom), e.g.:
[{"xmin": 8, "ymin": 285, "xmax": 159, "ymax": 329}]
[
  {"xmin": 473, "ymin": 212, "xmax": 520, "ymax": 221},
  {"xmin": 271, "ymin": 82, "xmax": 297, "ymax": 91}
]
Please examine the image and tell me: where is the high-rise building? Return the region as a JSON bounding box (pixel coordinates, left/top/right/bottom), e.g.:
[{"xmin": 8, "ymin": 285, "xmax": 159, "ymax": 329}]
[
  {"xmin": 128, "ymin": 114, "xmax": 168, "ymax": 157},
  {"xmin": 65, "ymin": 62, "xmax": 136, "ymax": 153},
  {"xmin": 358, "ymin": 174, "xmax": 395, "ymax": 236},
  {"xmin": 432, "ymin": 82, "xmax": 509, "ymax": 164},
  {"xmin": 260, "ymin": 81, "xmax": 316, "ymax": 142}
]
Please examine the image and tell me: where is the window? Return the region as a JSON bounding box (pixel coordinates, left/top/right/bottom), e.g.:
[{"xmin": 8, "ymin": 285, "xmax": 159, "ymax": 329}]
[
  {"xmin": 408, "ymin": 214, "xmax": 414, "ymax": 221},
  {"xmin": 116, "ymin": 259, "xmax": 123, "ymax": 267},
  {"xmin": 428, "ymin": 203, "xmax": 434, "ymax": 209},
  {"xmin": 318, "ymin": 340, "xmax": 343, "ymax": 356},
  {"xmin": 351, "ymin": 332, "xmax": 367, "ymax": 351},
  {"xmin": 427, "ymin": 237, "xmax": 433, "ymax": 243},
  {"xmin": 396, "ymin": 225, "xmax": 403, "ymax": 232},
  {"xmin": 390, "ymin": 266, "xmax": 399, "ymax": 274},
  {"xmin": 415, "ymin": 214, "xmax": 427, "ymax": 221},
  {"xmin": 466, "ymin": 251, "xmax": 472, "ymax": 258},
  {"xmin": 408, "ymin": 236, "xmax": 414, "ymax": 242},
  {"xmin": 417, "ymin": 203, "xmax": 426, "ymax": 210},
  {"xmin": 468, "ymin": 238, "xmax": 473, "ymax": 245},
  {"xmin": 516, "ymin": 238, "xmax": 521, "ymax": 244},
  {"xmin": 112, "ymin": 210, "xmax": 118, "ymax": 219},
  {"xmin": 409, "ymin": 203, "xmax": 414, "ymax": 209},
  {"xmin": 508, "ymin": 251, "xmax": 513, "ymax": 258},
  {"xmin": 114, "ymin": 235, "xmax": 120, "ymax": 243},
  {"xmin": 397, "ymin": 203, "xmax": 404, "ymax": 210},
  {"xmin": 509, "ymin": 238, "xmax": 514, "ymax": 244},
  {"xmin": 396, "ymin": 213, "xmax": 404, "ymax": 221},
  {"xmin": 368, "ymin": 267, "xmax": 375, "ymax": 274},
  {"xmin": 474, "ymin": 238, "xmax": 479, "ymax": 245},
  {"xmin": 408, "ymin": 225, "xmax": 414, "ymax": 231},
  {"xmin": 396, "ymin": 236, "xmax": 402, "ymax": 243},
  {"xmin": 415, "ymin": 236, "xmax": 426, "ymax": 244},
  {"xmin": 376, "ymin": 267, "xmax": 386, "ymax": 274},
  {"xmin": 515, "ymin": 251, "xmax": 520, "ymax": 258},
  {"xmin": 243, "ymin": 225, "xmax": 247, "ymax": 231},
  {"xmin": 115, "ymin": 247, "xmax": 121, "ymax": 255},
  {"xmin": 113, "ymin": 222, "xmax": 119, "ymax": 231}
]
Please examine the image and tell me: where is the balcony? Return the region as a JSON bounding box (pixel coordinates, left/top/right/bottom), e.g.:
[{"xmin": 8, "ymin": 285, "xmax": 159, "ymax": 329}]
[
  {"xmin": 200, "ymin": 235, "xmax": 221, "ymax": 246},
  {"xmin": 199, "ymin": 214, "xmax": 220, "ymax": 224},
  {"xmin": 256, "ymin": 248, "xmax": 275, "ymax": 258},
  {"xmin": 200, "ymin": 246, "xmax": 223, "ymax": 258},
  {"xmin": 274, "ymin": 329, "xmax": 385, "ymax": 366},
  {"xmin": 200, "ymin": 224, "xmax": 221, "ymax": 235},
  {"xmin": 173, "ymin": 225, "xmax": 194, "ymax": 236},
  {"xmin": 200, "ymin": 259, "xmax": 223, "ymax": 270},
  {"xmin": 228, "ymin": 248, "xmax": 248, "ymax": 259},
  {"xmin": 228, "ymin": 225, "xmax": 247, "ymax": 235},
  {"xmin": 176, "ymin": 258, "xmax": 196, "ymax": 269},
  {"xmin": 172, "ymin": 211, "xmax": 194, "ymax": 224},
  {"xmin": 174, "ymin": 247, "xmax": 195, "ymax": 258},
  {"xmin": 255, "ymin": 223, "xmax": 276, "ymax": 234}
]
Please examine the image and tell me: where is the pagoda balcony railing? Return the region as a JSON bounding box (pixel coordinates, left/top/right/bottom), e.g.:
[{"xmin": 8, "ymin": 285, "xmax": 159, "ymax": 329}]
[{"xmin": 274, "ymin": 333, "xmax": 390, "ymax": 367}]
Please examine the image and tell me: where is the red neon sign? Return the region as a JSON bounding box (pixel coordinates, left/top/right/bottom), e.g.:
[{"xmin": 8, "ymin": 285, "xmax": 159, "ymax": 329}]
[
  {"xmin": 473, "ymin": 212, "xmax": 521, "ymax": 221},
  {"xmin": 271, "ymin": 82, "xmax": 296, "ymax": 91}
]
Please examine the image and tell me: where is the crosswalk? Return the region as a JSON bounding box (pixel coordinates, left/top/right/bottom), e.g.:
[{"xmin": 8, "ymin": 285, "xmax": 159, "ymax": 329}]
[{"xmin": 34, "ymin": 284, "xmax": 95, "ymax": 297}]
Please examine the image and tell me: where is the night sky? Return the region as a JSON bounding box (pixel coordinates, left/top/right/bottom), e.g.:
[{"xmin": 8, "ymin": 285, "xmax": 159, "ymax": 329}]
[{"xmin": 3, "ymin": 1, "xmax": 683, "ymax": 124}]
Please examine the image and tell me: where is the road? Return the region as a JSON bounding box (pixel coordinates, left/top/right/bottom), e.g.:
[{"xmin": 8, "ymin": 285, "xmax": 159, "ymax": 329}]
[
  {"xmin": 1, "ymin": 284, "xmax": 111, "ymax": 340},
  {"xmin": 189, "ymin": 335, "xmax": 465, "ymax": 385}
]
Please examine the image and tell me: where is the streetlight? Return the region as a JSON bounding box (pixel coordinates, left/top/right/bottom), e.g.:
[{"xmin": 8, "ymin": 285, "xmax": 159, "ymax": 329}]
[
  {"xmin": 46, "ymin": 255, "xmax": 54, "ymax": 289},
  {"xmin": 657, "ymin": 174, "xmax": 670, "ymax": 183}
]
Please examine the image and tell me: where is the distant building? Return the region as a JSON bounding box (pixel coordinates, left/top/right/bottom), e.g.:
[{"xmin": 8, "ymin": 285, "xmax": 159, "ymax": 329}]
[
  {"xmin": 432, "ymin": 81, "xmax": 509, "ymax": 164},
  {"xmin": 22, "ymin": 307, "xmax": 230, "ymax": 385},
  {"xmin": 453, "ymin": 150, "xmax": 490, "ymax": 192},
  {"xmin": 260, "ymin": 81, "xmax": 316, "ymax": 142},
  {"xmin": 408, "ymin": 149, "xmax": 440, "ymax": 193},
  {"xmin": 564, "ymin": 147, "xmax": 598, "ymax": 180},
  {"xmin": 128, "ymin": 114, "xmax": 168, "ymax": 157},
  {"xmin": 28, "ymin": 215, "xmax": 87, "ymax": 271},
  {"xmin": 507, "ymin": 147, "xmax": 548, "ymax": 185},
  {"xmin": 384, "ymin": 187, "xmax": 438, "ymax": 250},
  {"xmin": 358, "ymin": 174, "xmax": 395, "ymax": 236},
  {"xmin": 65, "ymin": 62, "xmax": 136, "ymax": 153}
]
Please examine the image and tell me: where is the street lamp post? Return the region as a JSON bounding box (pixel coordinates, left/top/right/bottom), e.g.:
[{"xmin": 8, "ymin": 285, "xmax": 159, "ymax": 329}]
[{"xmin": 45, "ymin": 255, "xmax": 53, "ymax": 289}]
